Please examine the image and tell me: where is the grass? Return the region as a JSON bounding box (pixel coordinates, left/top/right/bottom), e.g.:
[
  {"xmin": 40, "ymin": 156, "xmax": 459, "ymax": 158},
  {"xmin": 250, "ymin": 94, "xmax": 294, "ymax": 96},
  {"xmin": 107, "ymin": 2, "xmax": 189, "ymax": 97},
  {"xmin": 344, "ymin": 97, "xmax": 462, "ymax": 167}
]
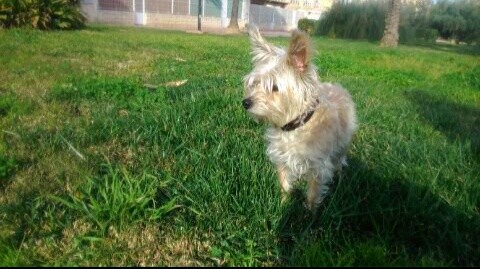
[{"xmin": 0, "ymin": 24, "xmax": 479, "ymax": 266}]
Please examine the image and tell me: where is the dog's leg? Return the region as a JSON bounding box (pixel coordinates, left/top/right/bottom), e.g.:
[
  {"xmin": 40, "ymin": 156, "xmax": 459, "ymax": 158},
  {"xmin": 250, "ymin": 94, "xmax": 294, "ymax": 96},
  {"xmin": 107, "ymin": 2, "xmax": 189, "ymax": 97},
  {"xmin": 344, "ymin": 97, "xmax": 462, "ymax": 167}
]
[
  {"xmin": 307, "ymin": 164, "xmax": 333, "ymax": 210},
  {"xmin": 307, "ymin": 177, "xmax": 322, "ymax": 210},
  {"xmin": 335, "ymin": 155, "xmax": 347, "ymax": 177},
  {"xmin": 277, "ymin": 165, "xmax": 292, "ymax": 203}
]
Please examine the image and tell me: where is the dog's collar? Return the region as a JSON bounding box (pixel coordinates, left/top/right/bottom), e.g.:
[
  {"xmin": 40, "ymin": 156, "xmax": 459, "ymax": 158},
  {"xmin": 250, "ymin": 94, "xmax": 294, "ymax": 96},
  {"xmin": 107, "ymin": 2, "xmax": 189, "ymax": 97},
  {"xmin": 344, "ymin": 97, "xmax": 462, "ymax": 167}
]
[{"xmin": 281, "ymin": 99, "xmax": 320, "ymax": 132}]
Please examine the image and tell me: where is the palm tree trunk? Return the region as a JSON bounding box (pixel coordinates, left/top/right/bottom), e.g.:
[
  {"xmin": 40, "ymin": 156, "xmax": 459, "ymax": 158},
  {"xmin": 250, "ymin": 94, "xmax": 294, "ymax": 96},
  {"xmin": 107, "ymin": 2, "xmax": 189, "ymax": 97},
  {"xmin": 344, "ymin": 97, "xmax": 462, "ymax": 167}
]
[
  {"xmin": 380, "ymin": 0, "xmax": 401, "ymax": 47},
  {"xmin": 227, "ymin": 0, "xmax": 240, "ymax": 33}
]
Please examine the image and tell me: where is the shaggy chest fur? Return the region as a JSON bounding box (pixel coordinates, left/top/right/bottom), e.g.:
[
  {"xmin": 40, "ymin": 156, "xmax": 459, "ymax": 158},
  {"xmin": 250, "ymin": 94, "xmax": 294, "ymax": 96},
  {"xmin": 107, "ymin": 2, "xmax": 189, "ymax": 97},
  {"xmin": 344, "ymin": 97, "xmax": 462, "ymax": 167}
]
[
  {"xmin": 265, "ymin": 113, "xmax": 335, "ymax": 179},
  {"xmin": 266, "ymin": 129, "xmax": 311, "ymax": 177},
  {"xmin": 265, "ymin": 93, "xmax": 348, "ymax": 179}
]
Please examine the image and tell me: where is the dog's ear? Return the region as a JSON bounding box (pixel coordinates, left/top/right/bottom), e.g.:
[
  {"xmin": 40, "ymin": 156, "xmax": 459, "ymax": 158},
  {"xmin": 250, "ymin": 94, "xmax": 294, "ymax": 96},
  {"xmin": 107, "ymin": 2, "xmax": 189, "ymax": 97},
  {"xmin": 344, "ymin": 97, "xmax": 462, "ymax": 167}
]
[
  {"xmin": 287, "ymin": 30, "xmax": 312, "ymax": 73},
  {"xmin": 247, "ymin": 24, "xmax": 281, "ymax": 64}
]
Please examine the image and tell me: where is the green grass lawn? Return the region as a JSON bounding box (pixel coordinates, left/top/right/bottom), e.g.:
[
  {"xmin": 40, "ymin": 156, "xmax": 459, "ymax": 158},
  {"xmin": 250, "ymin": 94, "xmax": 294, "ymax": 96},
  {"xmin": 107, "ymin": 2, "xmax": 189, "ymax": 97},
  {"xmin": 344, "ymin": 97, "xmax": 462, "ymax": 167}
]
[{"xmin": 0, "ymin": 25, "xmax": 479, "ymax": 266}]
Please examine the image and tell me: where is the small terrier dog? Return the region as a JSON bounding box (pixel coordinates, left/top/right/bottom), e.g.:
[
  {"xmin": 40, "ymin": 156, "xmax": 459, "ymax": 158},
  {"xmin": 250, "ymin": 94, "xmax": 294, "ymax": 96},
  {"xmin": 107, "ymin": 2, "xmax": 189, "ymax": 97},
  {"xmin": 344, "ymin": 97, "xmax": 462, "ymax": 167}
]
[{"xmin": 242, "ymin": 25, "xmax": 357, "ymax": 210}]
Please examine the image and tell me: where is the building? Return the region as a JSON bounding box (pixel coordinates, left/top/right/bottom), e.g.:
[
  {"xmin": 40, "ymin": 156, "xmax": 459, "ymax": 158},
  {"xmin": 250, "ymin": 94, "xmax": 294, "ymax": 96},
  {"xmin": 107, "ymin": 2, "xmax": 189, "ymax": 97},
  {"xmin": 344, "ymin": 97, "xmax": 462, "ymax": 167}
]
[{"xmin": 288, "ymin": 0, "xmax": 333, "ymax": 11}]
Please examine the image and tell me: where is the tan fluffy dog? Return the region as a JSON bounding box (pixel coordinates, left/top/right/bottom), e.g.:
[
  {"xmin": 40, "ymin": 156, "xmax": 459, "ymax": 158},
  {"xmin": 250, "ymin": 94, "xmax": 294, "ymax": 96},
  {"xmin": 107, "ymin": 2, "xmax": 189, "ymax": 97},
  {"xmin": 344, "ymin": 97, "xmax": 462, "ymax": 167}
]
[{"xmin": 242, "ymin": 26, "xmax": 357, "ymax": 210}]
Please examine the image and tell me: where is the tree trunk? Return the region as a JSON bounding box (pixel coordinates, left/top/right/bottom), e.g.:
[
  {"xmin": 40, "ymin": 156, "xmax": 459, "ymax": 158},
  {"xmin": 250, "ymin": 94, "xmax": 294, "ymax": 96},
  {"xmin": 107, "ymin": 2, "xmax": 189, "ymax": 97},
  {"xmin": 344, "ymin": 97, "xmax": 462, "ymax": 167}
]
[
  {"xmin": 227, "ymin": 0, "xmax": 240, "ymax": 33},
  {"xmin": 380, "ymin": 0, "xmax": 401, "ymax": 47}
]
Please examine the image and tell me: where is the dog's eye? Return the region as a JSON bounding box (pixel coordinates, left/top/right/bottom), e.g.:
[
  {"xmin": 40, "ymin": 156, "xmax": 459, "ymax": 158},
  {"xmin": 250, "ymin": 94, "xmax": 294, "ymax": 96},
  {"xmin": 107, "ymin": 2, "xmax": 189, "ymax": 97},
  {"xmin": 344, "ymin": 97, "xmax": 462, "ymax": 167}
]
[{"xmin": 272, "ymin": 84, "xmax": 279, "ymax": 92}]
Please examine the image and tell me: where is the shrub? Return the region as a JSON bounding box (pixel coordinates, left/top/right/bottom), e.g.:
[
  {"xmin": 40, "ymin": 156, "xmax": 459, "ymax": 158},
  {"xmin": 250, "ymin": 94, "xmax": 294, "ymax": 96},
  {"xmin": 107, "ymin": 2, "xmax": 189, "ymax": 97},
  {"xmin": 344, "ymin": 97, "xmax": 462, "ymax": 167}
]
[
  {"xmin": 0, "ymin": 0, "xmax": 86, "ymax": 30},
  {"xmin": 430, "ymin": 0, "xmax": 480, "ymax": 44},
  {"xmin": 298, "ymin": 18, "xmax": 317, "ymax": 35},
  {"xmin": 399, "ymin": 2, "xmax": 438, "ymax": 43},
  {"xmin": 315, "ymin": 0, "xmax": 438, "ymax": 43},
  {"xmin": 415, "ymin": 28, "xmax": 439, "ymax": 42},
  {"xmin": 316, "ymin": 0, "xmax": 387, "ymax": 41}
]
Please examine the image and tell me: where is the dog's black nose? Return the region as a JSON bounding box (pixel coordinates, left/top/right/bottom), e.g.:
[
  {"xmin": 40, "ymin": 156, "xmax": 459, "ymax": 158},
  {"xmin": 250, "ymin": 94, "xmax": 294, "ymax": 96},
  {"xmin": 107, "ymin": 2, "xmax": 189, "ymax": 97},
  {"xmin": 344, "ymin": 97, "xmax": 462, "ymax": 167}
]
[{"xmin": 242, "ymin": 98, "xmax": 253, "ymax": 109}]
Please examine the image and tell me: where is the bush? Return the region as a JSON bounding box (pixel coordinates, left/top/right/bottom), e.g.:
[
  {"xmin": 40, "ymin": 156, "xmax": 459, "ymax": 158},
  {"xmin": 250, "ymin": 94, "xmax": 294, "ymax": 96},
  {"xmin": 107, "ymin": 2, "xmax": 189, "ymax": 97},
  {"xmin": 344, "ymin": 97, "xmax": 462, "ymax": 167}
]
[
  {"xmin": 316, "ymin": 0, "xmax": 387, "ymax": 41},
  {"xmin": 0, "ymin": 0, "xmax": 86, "ymax": 30},
  {"xmin": 415, "ymin": 28, "xmax": 439, "ymax": 42},
  {"xmin": 399, "ymin": 25, "xmax": 416, "ymax": 44},
  {"xmin": 298, "ymin": 18, "xmax": 317, "ymax": 35},
  {"xmin": 430, "ymin": 0, "xmax": 480, "ymax": 44},
  {"xmin": 399, "ymin": 2, "xmax": 438, "ymax": 44},
  {"xmin": 315, "ymin": 0, "xmax": 438, "ymax": 43}
]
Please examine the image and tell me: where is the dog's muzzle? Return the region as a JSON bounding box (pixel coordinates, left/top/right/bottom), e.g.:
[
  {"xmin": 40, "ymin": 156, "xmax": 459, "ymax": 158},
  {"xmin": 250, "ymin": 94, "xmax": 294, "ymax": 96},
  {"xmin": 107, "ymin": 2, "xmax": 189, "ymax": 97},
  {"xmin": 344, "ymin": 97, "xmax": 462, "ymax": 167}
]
[{"xmin": 242, "ymin": 98, "xmax": 253, "ymax": 110}]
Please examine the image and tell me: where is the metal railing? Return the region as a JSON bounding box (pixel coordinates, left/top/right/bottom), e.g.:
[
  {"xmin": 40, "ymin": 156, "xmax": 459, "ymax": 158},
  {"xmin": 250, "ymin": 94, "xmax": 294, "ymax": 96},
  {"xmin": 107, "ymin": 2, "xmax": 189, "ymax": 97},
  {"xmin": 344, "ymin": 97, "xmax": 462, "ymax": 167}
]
[{"xmin": 81, "ymin": 0, "xmax": 309, "ymax": 32}]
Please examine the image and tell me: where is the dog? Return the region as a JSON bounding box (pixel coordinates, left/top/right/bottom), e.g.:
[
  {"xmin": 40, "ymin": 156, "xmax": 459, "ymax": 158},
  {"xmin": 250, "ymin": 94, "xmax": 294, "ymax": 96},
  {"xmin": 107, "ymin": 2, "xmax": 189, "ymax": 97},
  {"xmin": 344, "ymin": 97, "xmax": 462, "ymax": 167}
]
[{"xmin": 242, "ymin": 25, "xmax": 357, "ymax": 210}]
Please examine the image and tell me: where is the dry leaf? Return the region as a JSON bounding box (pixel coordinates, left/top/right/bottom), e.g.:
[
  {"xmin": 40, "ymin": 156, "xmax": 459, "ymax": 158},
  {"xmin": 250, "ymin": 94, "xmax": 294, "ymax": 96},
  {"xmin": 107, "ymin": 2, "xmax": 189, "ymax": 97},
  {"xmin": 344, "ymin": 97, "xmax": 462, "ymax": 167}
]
[
  {"xmin": 144, "ymin": 84, "xmax": 158, "ymax": 91},
  {"xmin": 118, "ymin": 109, "xmax": 129, "ymax": 117},
  {"xmin": 164, "ymin": 80, "xmax": 188, "ymax": 87}
]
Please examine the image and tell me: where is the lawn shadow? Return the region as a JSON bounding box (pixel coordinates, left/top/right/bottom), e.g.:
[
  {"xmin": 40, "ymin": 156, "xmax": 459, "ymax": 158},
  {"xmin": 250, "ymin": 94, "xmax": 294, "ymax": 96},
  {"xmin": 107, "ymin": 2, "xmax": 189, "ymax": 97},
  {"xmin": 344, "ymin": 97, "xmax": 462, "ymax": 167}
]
[
  {"xmin": 405, "ymin": 90, "xmax": 480, "ymax": 162},
  {"xmin": 276, "ymin": 157, "xmax": 480, "ymax": 266},
  {"xmin": 0, "ymin": 189, "xmax": 52, "ymax": 266},
  {"xmin": 404, "ymin": 41, "xmax": 480, "ymax": 56}
]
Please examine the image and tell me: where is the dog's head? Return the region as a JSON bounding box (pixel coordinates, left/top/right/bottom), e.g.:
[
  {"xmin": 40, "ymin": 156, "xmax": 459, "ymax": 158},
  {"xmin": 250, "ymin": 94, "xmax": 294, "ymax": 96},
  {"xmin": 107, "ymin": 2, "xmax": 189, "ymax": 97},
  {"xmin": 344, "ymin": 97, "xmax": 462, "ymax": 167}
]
[{"xmin": 242, "ymin": 25, "xmax": 318, "ymax": 127}]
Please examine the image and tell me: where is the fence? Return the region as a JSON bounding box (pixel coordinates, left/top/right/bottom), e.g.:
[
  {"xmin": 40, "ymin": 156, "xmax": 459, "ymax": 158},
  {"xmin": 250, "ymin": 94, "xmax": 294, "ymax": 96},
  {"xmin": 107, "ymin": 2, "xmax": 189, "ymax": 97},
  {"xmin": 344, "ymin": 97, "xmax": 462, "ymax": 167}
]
[{"xmin": 80, "ymin": 0, "xmax": 308, "ymax": 32}]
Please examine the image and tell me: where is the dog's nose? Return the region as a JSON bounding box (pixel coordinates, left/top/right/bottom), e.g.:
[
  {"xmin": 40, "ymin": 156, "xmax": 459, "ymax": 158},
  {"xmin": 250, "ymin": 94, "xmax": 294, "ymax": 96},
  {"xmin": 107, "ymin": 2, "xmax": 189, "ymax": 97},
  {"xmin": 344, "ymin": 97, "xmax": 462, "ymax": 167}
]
[{"xmin": 242, "ymin": 98, "xmax": 253, "ymax": 110}]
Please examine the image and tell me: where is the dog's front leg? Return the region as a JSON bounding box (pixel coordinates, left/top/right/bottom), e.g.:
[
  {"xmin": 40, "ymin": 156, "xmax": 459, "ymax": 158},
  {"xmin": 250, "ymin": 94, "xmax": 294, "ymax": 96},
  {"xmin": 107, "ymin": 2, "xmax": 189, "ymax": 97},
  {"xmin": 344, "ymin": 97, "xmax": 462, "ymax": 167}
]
[
  {"xmin": 307, "ymin": 168, "xmax": 333, "ymax": 210},
  {"xmin": 307, "ymin": 177, "xmax": 321, "ymax": 210},
  {"xmin": 277, "ymin": 165, "xmax": 293, "ymax": 203}
]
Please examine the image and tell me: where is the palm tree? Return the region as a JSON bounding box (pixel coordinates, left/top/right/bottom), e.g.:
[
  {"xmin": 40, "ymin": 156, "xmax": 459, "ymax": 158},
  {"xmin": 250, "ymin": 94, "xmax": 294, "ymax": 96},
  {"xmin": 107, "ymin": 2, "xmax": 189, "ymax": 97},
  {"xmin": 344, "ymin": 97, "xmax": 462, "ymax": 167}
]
[
  {"xmin": 380, "ymin": 0, "xmax": 401, "ymax": 47},
  {"xmin": 227, "ymin": 0, "xmax": 240, "ymax": 33}
]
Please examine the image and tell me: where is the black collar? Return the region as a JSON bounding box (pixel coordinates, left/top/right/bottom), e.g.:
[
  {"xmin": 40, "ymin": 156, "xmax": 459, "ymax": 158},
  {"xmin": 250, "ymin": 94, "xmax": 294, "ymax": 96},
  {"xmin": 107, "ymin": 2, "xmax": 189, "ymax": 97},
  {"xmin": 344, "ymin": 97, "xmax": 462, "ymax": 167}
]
[
  {"xmin": 281, "ymin": 109, "xmax": 316, "ymax": 131},
  {"xmin": 281, "ymin": 97, "xmax": 322, "ymax": 132}
]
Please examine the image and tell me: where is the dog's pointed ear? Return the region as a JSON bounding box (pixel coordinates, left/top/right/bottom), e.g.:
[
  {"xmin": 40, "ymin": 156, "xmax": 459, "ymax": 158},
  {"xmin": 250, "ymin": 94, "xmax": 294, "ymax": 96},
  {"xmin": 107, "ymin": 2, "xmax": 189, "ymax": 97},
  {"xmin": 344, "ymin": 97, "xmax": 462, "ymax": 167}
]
[
  {"xmin": 287, "ymin": 30, "xmax": 312, "ymax": 73},
  {"xmin": 247, "ymin": 24, "xmax": 280, "ymax": 64}
]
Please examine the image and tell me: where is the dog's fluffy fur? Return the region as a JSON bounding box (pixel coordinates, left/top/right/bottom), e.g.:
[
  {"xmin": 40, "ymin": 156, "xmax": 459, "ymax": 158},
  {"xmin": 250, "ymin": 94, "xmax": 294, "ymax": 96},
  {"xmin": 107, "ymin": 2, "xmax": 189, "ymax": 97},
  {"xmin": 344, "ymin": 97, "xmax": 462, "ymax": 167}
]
[{"xmin": 242, "ymin": 26, "xmax": 357, "ymax": 210}]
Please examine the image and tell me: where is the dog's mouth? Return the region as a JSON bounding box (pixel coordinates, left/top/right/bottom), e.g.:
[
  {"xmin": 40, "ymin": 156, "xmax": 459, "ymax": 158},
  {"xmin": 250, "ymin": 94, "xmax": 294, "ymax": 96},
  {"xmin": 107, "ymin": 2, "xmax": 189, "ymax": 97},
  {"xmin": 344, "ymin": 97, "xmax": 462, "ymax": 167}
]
[
  {"xmin": 242, "ymin": 98, "xmax": 262, "ymax": 122},
  {"xmin": 245, "ymin": 111, "xmax": 266, "ymax": 125}
]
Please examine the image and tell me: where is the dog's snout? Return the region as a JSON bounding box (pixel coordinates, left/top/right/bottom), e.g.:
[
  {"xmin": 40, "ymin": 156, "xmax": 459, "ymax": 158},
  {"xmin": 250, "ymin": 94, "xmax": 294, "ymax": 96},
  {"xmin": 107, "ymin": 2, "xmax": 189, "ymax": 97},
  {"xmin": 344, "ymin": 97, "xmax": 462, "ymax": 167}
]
[{"xmin": 242, "ymin": 98, "xmax": 253, "ymax": 110}]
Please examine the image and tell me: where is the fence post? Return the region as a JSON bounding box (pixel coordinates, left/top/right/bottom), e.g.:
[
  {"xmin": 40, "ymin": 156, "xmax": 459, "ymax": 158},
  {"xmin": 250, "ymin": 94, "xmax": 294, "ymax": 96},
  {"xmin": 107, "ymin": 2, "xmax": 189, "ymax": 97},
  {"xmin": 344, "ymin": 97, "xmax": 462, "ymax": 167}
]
[
  {"xmin": 94, "ymin": 0, "xmax": 99, "ymax": 22},
  {"xmin": 241, "ymin": 0, "xmax": 250, "ymax": 26},
  {"xmin": 198, "ymin": 0, "xmax": 202, "ymax": 30},
  {"xmin": 271, "ymin": 8, "xmax": 275, "ymax": 30},
  {"xmin": 171, "ymin": 0, "xmax": 174, "ymax": 14},
  {"xmin": 135, "ymin": 0, "xmax": 145, "ymax": 25},
  {"xmin": 221, "ymin": 0, "xmax": 228, "ymax": 28}
]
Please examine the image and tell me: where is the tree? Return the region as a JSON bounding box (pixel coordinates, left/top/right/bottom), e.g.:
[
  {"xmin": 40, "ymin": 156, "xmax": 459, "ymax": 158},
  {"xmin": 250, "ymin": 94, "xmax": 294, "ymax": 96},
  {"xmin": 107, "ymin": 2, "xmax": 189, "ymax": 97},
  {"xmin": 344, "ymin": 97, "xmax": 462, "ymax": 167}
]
[
  {"xmin": 380, "ymin": 0, "xmax": 401, "ymax": 47},
  {"xmin": 430, "ymin": 0, "xmax": 480, "ymax": 44},
  {"xmin": 227, "ymin": 0, "xmax": 240, "ymax": 33}
]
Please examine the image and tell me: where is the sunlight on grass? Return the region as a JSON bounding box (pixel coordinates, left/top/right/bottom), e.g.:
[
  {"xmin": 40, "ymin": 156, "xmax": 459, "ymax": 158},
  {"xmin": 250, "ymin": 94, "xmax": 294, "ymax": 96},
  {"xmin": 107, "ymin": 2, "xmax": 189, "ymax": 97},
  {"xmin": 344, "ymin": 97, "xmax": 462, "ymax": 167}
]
[{"xmin": 0, "ymin": 25, "xmax": 479, "ymax": 266}]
